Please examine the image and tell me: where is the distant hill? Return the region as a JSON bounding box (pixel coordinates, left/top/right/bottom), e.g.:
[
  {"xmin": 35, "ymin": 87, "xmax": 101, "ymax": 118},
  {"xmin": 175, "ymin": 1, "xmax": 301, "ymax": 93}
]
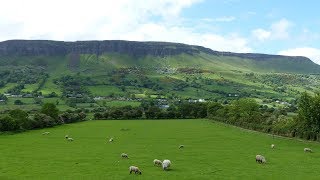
[
  {"xmin": 0, "ymin": 40, "xmax": 319, "ymax": 103},
  {"xmin": 0, "ymin": 40, "xmax": 319, "ymax": 74}
]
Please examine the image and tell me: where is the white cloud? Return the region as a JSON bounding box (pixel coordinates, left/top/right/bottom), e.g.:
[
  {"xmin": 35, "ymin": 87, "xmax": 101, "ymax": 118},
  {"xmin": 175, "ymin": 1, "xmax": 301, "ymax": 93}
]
[
  {"xmin": 252, "ymin": 18, "xmax": 292, "ymax": 41},
  {"xmin": 0, "ymin": 0, "xmax": 202, "ymax": 40},
  {"xmin": 0, "ymin": 0, "xmax": 252, "ymax": 53},
  {"xmin": 251, "ymin": 29, "xmax": 271, "ymax": 41},
  {"xmin": 122, "ymin": 23, "xmax": 252, "ymax": 52},
  {"xmin": 278, "ymin": 47, "xmax": 320, "ymax": 65},
  {"xmin": 270, "ymin": 18, "xmax": 292, "ymax": 39}
]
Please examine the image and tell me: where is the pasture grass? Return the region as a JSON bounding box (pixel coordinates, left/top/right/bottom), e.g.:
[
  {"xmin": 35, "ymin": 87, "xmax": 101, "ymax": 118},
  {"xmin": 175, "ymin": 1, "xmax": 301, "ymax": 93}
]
[
  {"xmin": 1, "ymin": 120, "xmax": 320, "ymax": 179},
  {"xmin": 40, "ymin": 78, "xmax": 62, "ymax": 96},
  {"xmin": 0, "ymin": 98, "xmax": 74, "ymax": 112},
  {"xmin": 21, "ymin": 84, "xmax": 39, "ymax": 93},
  {"xmin": 87, "ymin": 85, "xmax": 123, "ymax": 96},
  {"xmin": 0, "ymin": 83, "xmax": 16, "ymax": 94},
  {"xmin": 96, "ymin": 100, "xmax": 141, "ymax": 107}
]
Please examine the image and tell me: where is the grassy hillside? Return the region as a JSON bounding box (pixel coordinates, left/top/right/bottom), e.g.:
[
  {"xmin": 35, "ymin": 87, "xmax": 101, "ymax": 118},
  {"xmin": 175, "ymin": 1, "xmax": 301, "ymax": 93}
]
[
  {"xmin": 0, "ymin": 41, "xmax": 319, "ymax": 112},
  {"xmin": 1, "ymin": 120, "xmax": 320, "ymax": 179},
  {"xmin": 78, "ymin": 52, "xmax": 319, "ymax": 74}
]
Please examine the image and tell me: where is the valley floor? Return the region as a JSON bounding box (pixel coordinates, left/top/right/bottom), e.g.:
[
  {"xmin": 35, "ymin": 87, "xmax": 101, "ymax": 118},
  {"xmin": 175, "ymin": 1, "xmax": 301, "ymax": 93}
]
[{"xmin": 0, "ymin": 119, "xmax": 319, "ymax": 179}]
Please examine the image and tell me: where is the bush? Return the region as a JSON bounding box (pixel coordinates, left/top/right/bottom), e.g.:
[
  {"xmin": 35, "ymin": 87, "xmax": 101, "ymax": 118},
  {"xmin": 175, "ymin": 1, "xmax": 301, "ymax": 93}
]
[
  {"xmin": 31, "ymin": 113, "xmax": 56, "ymax": 128},
  {"xmin": 14, "ymin": 99, "xmax": 23, "ymax": 105},
  {"xmin": 94, "ymin": 112, "xmax": 104, "ymax": 120},
  {"xmin": 41, "ymin": 103, "xmax": 59, "ymax": 119},
  {"xmin": 207, "ymin": 102, "xmax": 223, "ymax": 118},
  {"xmin": 59, "ymin": 112, "xmax": 86, "ymax": 124},
  {"xmin": 9, "ymin": 109, "xmax": 30, "ymax": 130},
  {"xmin": 0, "ymin": 116, "xmax": 19, "ymax": 131}
]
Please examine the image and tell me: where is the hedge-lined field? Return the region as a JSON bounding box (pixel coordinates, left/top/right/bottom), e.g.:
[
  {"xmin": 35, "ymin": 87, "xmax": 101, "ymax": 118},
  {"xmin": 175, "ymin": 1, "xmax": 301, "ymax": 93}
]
[{"xmin": 0, "ymin": 120, "xmax": 319, "ymax": 179}]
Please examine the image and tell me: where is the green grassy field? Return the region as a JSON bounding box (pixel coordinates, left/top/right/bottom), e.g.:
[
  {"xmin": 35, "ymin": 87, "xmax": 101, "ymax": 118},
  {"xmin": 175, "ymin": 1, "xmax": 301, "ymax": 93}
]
[
  {"xmin": 0, "ymin": 98, "xmax": 74, "ymax": 112},
  {"xmin": 96, "ymin": 100, "xmax": 141, "ymax": 107},
  {"xmin": 0, "ymin": 120, "xmax": 319, "ymax": 179}
]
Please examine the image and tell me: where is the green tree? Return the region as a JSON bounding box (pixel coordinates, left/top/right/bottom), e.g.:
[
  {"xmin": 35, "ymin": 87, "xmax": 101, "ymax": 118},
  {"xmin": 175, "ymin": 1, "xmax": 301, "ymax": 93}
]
[
  {"xmin": 207, "ymin": 102, "xmax": 223, "ymax": 118},
  {"xmin": 109, "ymin": 109, "xmax": 124, "ymax": 119},
  {"xmin": 228, "ymin": 98, "xmax": 261, "ymax": 126},
  {"xmin": 41, "ymin": 103, "xmax": 59, "ymax": 120},
  {"xmin": 31, "ymin": 113, "xmax": 56, "ymax": 128},
  {"xmin": 0, "ymin": 116, "xmax": 19, "ymax": 131},
  {"xmin": 14, "ymin": 99, "xmax": 23, "ymax": 105},
  {"xmin": 297, "ymin": 92, "xmax": 320, "ymax": 140},
  {"xmin": 298, "ymin": 92, "xmax": 313, "ymax": 126},
  {"xmin": 94, "ymin": 112, "xmax": 104, "ymax": 120},
  {"xmin": 9, "ymin": 109, "xmax": 30, "ymax": 130},
  {"xmin": 145, "ymin": 106, "xmax": 161, "ymax": 119}
]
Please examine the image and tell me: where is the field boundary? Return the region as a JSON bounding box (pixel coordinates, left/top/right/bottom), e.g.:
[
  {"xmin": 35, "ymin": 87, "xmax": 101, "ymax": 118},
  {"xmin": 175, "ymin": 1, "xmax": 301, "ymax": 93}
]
[{"xmin": 208, "ymin": 119, "xmax": 319, "ymax": 144}]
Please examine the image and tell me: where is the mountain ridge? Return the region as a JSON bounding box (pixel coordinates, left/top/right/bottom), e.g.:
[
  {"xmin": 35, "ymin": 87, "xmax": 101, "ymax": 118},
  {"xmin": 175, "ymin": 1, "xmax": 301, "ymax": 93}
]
[{"xmin": 0, "ymin": 39, "xmax": 315, "ymax": 64}]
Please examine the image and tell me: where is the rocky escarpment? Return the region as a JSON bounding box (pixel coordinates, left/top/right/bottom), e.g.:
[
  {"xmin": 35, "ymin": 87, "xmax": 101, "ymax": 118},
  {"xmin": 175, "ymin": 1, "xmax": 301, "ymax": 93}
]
[
  {"xmin": 0, "ymin": 40, "xmax": 314, "ymax": 64},
  {"xmin": 0, "ymin": 40, "xmax": 199, "ymax": 57}
]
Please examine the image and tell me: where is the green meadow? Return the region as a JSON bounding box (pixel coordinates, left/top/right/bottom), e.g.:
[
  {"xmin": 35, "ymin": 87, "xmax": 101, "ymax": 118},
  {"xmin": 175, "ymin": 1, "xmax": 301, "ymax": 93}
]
[{"xmin": 0, "ymin": 120, "xmax": 319, "ymax": 179}]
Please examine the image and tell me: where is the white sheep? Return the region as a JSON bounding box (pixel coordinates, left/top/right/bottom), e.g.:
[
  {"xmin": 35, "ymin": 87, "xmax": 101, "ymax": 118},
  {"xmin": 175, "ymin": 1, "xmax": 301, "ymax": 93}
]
[
  {"xmin": 255, "ymin": 155, "xmax": 266, "ymax": 164},
  {"xmin": 162, "ymin": 159, "xmax": 171, "ymax": 170},
  {"xmin": 153, "ymin": 159, "xmax": 162, "ymax": 166},
  {"xmin": 179, "ymin": 145, "xmax": 184, "ymax": 149},
  {"xmin": 121, "ymin": 153, "xmax": 129, "ymax": 158},
  {"xmin": 65, "ymin": 135, "xmax": 69, "ymax": 139},
  {"xmin": 67, "ymin": 137, "xmax": 74, "ymax": 141},
  {"xmin": 304, "ymin": 148, "xmax": 312, "ymax": 153},
  {"xmin": 109, "ymin": 138, "xmax": 114, "ymax": 142},
  {"xmin": 42, "ymin": 132, "xmax": 50, "ymax": 135},
  {"xmin": 271, "ymin": 144, "xmax": 275, "ymax": 149},
  {"xmin": 129, "ymin": 166, "xmax": 142, "ymax": 175}
]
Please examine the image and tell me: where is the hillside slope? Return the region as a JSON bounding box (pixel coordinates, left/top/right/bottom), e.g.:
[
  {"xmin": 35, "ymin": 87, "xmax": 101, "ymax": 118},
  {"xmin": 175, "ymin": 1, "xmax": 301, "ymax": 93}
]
[
  {"xmin": 0, "ymin": 40, "xmax": 319, "ymax": 108},
  {"xmin": 0, "ymin": 40, "xmax": 319, "ymax": 74}
]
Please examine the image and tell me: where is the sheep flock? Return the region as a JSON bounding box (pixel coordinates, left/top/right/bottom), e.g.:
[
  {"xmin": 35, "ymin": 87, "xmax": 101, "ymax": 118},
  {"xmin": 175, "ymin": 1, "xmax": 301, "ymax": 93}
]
[{"xmin": 39, "ymin": 131, "xmax": 317, "ymax": 176}]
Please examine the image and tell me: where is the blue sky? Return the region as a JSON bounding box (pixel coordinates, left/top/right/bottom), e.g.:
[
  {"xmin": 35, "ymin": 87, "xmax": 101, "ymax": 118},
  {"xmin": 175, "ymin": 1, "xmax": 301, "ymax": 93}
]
[
  {"xmin": 0, "ymin": 0, "xmax": 320, "ymax": 64},
  {"xmin": 181, "ymin": 0, "xmax": 320, "ymax": 54}
]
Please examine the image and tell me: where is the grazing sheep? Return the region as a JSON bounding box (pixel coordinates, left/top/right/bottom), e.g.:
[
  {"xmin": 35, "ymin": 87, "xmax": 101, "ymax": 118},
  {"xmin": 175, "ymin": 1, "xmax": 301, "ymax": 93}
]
[
  {"xmin": 153, "ymin": 159, "xmax": 162, "ymax": 166},
  {"xmin": 255, "ymin": 155, "xmax": 266, "ymax": 164},
  {"xmin": 42, "ymin": 132, "xmax": 50, "ymax": 135},
  {"xmin": 304, "ymin": 148, "xmax": 313, "ymax": 153},
  {"xmin": 129, "ymin": 166, "xmax": 142, "ymax": 175},
  {"xmin": 67, "ymin": 137, "xmax": 74, "ymax": 141},
  {"xmin": 109, "ymin": 138, "xmax": 114, "ymax": 142},
  {"xmin": 162, "ymin": 159, "xmax": 171, "ymax": 170},
  {"xmin": 121, "ymin": 153, "xmax": 129, "ymax": 158},
  {"xmin": 271, "ymin": 144, "xmax": 275, "ymax": 149},
  {"xmin": 179, "ymin": 145, "xmax": 184, "ymax": 149},
  {"xmin": 65, "ymin": 135, "xmax": 69, "ymax": 139}
]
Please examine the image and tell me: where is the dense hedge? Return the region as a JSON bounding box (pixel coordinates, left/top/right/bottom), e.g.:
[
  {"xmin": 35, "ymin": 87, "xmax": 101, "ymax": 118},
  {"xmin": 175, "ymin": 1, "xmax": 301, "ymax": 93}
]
[
  {"xmin": 0, "ymin": 103, "xmax": 86, "ymax": 132},
  {"xmin": 207, "ymin": 93, "xmax": 320, "ymax": 141}
]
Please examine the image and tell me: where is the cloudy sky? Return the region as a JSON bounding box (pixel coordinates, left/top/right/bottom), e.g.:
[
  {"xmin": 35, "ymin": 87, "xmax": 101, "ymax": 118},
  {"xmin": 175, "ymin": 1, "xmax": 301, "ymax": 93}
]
[{"xmin": 1, "ymin": 0, "xmax": 320, "ymax": 64}]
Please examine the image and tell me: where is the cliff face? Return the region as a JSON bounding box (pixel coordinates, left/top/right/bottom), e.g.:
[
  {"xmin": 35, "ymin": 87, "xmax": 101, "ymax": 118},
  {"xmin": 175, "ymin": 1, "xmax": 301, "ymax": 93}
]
[
  {"xmin": 0, "ymin": 40, "xmax": 68, "ymax": 56},
  {"xmin": 0, "ymin": 40, "xmax": 198, "ymax": 57},
  {"xmin": 0, "ymin": 40, "xmax": 314, "ymax": 63}
]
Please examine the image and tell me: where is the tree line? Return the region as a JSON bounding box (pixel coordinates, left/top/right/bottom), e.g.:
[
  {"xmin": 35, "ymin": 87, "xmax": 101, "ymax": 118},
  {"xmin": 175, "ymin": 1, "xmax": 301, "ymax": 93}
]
[
  {"xmin": 2, "ymin": 92, "xmax": 320, "ymax": 142},
  {"xmin": 0, "ymin": 103, "xmax": 86, "ymax": 132},
  {"xmin": 93, "ymin": 100, "xmax": 208, "ymax": 120},
  {"xmin": 208, "ymin": 92, "xmax": 320, "ymax": 141}
]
